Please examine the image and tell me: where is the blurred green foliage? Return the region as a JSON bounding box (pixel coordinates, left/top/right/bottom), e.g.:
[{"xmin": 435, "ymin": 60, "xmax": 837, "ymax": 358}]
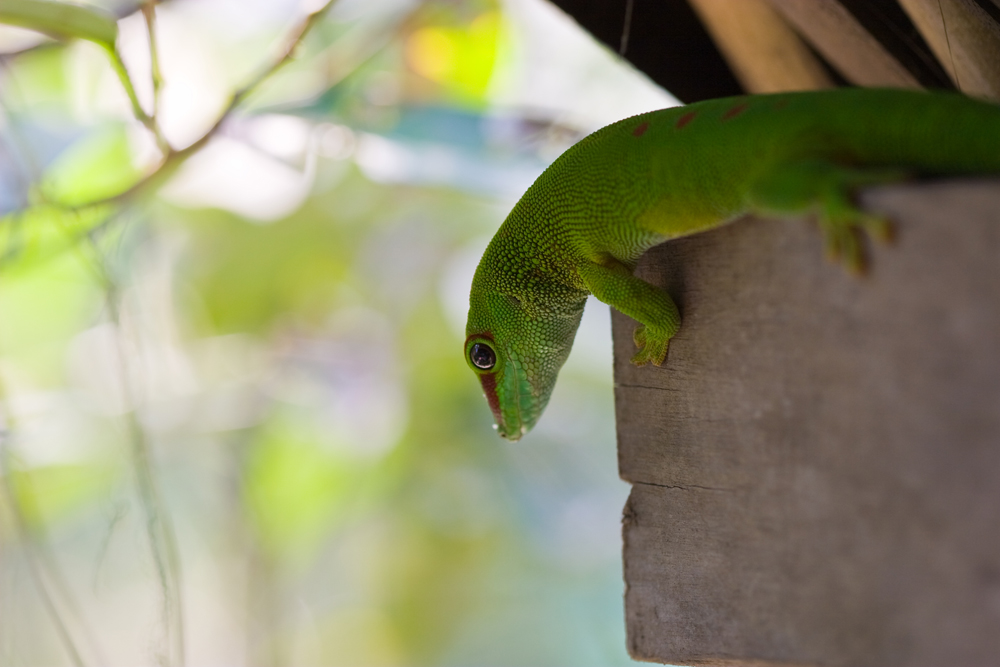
[
  {"xmin": 406, "ymin": 10, "xmax": 502, "ymax": 104},
  {"xmin": 9, "ymin": 462, "xmax": 117, "ymax": 528},
  {"xmin": 0, "ymin": 0, "xmax": 118, "ymax": 46},
  {"xmin": 41, "ymin": 124, "xmax": 140, "ymax": 205},
  {"xmin": 0, "ymin": 0, "xmax": 647, "ymax": 665}
]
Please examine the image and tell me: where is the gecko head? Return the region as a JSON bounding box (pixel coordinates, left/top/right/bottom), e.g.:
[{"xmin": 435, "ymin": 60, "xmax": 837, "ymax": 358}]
[{"xmin": 465, "ymin": 287, "xmax": 584, "ymax": 441}]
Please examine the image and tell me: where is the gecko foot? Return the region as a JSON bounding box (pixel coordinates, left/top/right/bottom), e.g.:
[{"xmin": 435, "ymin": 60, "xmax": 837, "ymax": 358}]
[
  {"xmin": 748, "ymin": 160, "xmax": 904, "ymax": 275},
  {"xmin": 631, "ymin": 325, "xmax": 670, "ymax": 366},
  {"xmin": 819, "ymin": 201, "xmax": 894, "ymax": 275}
]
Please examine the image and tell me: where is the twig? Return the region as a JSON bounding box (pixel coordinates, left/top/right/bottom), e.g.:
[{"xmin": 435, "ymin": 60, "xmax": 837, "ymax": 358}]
[
  {"xmin": 113, "ymin": 0, "xmax": 166, "ymax": 21},
  {"xmin": 96, "ymin": 268, "xmax": 186, "ymax": 667},
  {"xmin": 0, "ymin": 3, "xmax": 338, "ymax": 664},
  {"xmin": 72, "ymin": 0, "xmax": 338, "ymax": 211},
  {"xmin": 140, "ymin": 2, "xmax": 170, "ymax": 154},
  {"xmin": 101, "ymin": 43, "xmax": 170, "ymax": 156},
  {"xmin": 102, "ymin": 44, "xmax": 151, "ymax": 126},
  {"xmin": 619, "ymin": 0, "xmax": 633, "ymax": 56}
]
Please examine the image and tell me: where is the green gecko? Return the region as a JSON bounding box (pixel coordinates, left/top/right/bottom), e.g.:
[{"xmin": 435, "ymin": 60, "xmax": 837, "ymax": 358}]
[{"xmin": 464, "ymin": 88, "xmax": 1000, "ymax": 440}]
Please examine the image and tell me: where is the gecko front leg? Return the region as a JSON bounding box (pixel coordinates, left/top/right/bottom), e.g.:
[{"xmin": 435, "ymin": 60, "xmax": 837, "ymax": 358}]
[{"xmin": 577, "ymin": 260, "xmax": 681, "ymax": 366}]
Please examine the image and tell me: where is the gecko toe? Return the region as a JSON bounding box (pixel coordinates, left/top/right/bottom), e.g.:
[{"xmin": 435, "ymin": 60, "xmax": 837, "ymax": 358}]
[{"xmin": 631, "ymin": 326, "xmax": 670, "ymax": 366}]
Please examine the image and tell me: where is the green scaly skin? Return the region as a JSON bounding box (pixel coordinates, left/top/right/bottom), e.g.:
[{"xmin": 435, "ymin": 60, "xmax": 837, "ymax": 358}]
[{"xmin": 465, "ymin": 88, "xmax": 1000, "ymax": 440}]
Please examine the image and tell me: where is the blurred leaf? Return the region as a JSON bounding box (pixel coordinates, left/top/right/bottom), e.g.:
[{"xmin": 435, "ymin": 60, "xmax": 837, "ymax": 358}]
[
  {"xmin": 0, "ymin": 0, "xmax": 118, "ymax": 46},
  {"xmin": 243, "ymin": 418, "xmax": 359, "ymax": 559},
  {"xmin": 0, "ymin": 233, "xmax": 103, "ymax": 386},
  {"xmin": 1, "ymin": 204, "xmax": 115, "ymax": 273},
  {"xmin": 2, "ymin": 45, "xmax": 69, "ymax": 110},
  {"xmin": 311, "ymin": 611, "xmax": 406, "ymax": 666},
  {"xmin": 173, "ymin": 178, "xmax": 380, "ymax": 335},
  {"xmin": 8, "ymin": 463, "xmax": 116, "ymax": 529},
  {"xmin": 405, "ymin": 10, "xmax": 501, "ymax": 105},
  {"xmin": 41, "ymin": 124, "xmax": 140, "ymax": 206}
]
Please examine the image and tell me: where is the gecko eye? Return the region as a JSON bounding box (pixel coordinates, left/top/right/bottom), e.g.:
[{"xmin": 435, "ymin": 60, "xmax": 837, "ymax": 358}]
[{"xmin": 470, "ymin": 342, "xmax": 496, "ymax": 370}]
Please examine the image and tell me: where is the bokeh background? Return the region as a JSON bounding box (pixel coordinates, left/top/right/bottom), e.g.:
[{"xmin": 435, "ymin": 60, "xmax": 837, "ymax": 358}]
[{"xmin": 0, "ymin": 0, "xmax": 675, "ymax": 663}]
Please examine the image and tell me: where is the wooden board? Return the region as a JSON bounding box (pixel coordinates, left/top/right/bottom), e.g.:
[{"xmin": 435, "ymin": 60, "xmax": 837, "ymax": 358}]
[
  {"xmin": 766, "ymin": 0, "xmax": 920, "ymax": 88},
  {"xmin": 687, "ymin": 0, "xmax": 833, "ymax": 94},
  {"xmin": 612, "ymin": 180, "xmax": 1000, "ymax": 666}
]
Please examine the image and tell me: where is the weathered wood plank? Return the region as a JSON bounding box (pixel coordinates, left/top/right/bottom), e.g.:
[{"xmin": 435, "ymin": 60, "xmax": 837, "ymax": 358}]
[
  {"xmin": 687, "ymin": 0, "xmax": 833, "ymax": 94},
  {"xmin": 898, "ymin": 0, "xmax": 1000, "ymax": 101},
  {"xmin": 767, "ymin": 0, "xmax": 921, "ymax": 89},
  {"xmin": 613, "ymin": 180, "xmax": 1000, "ymax": 666}
]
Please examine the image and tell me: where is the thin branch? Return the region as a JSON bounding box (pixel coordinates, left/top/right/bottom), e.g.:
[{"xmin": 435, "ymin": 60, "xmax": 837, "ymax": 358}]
[
  {"xmin": 142, "ymin": 3, "xmax": 162, "ymax": 117},
  {"xmin": 0, "ymin": 3, "xmax": 336, "ymax": 663},
  {"xmin": 114, "ymin": 0, "xmax": 171, "ymax": 21},
  {"xmin": 170, "ymin": 0, "xmax": 339, "ymax": 155},
  {"xmin": 94, "ymin": 261, "xmax": 186, "ymax": 667},
  {"xmin": 70, "ymin": 0, "xmax": 338, "ymax": 212},
  {"xmin": 28, "ymin": 212, "xmax": 187, "ymax": 664},
  {"xmin": 57, "ymin": 6, "xmax": 344, "ymax": 643},
  {"xmin": 101, "ymin": 43, "xmax": 171, "ymax": 157},
  {"xmin": 140, "ymin": 2, "xmax": 170, "ymax": 154},
  {"xmin": 102, "ymin": 43, "xmax": 151, "ymax": 126},
  {"xmin": 619, "ymin": 0, "xmax": 633, "ymax": 56}
]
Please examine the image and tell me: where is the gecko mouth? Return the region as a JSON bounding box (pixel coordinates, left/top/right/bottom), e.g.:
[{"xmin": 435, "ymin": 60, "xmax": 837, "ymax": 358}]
[
  {"xmin": 478, "ymin": 356, "xmax": 527, "ymax": 441},
  {"xmin": 478, "ymin": 372, "xmax": 504, "ymax": 430}
]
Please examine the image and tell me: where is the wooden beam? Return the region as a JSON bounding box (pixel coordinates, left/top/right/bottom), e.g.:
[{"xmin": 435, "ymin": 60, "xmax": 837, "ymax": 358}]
[
  {"xmin": 897, "ymin": 0, "xmax": 1000, "ymax": 101},
  {"xmin": 687, "ymin": 0, "xmax": 834, "ymax": 93},
  {"xmin": 767, "ymin": 0, "xmax": 922, "ymax": 88},
  {"xmin": 614, "ymin": 179, "xmax": 1000, "ymax": 665}
]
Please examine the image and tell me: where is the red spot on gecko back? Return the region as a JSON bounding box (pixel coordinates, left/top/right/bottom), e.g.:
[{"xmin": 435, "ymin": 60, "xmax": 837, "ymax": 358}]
[
  {"xmin": 773, "ymin": 99, "xmax": 789, "ymax": 110},
  {"xmin": 675, "ymin": 111, "xmax": 697, "ymax": 129},
  {"xmin": 722, "ymin": 103, "xmax": 748, "ymax": 120},
  {"xmin": 632, "ymin": 122, "xmax": 650, "ymax": 137}
]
